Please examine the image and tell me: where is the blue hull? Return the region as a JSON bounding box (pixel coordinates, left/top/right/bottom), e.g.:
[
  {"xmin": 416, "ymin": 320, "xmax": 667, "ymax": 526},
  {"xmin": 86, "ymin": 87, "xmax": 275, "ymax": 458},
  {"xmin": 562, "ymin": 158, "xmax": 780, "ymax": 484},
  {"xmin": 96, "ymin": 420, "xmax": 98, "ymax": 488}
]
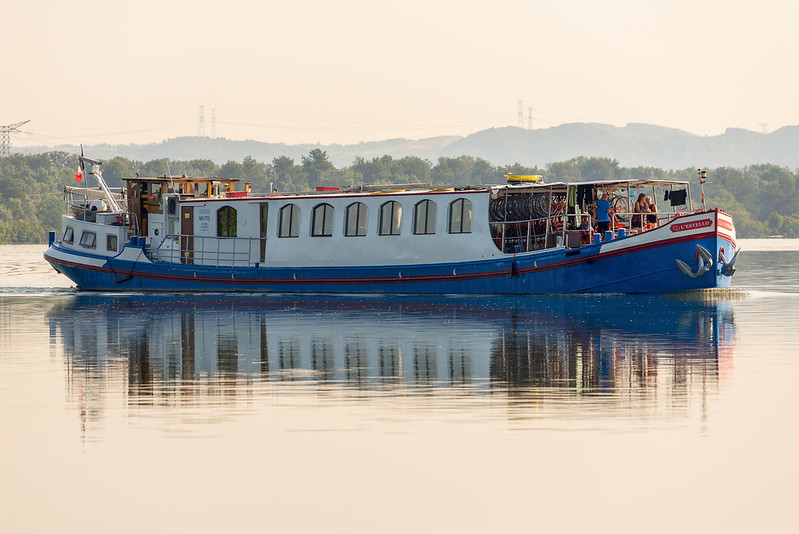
[{"xmin": 45, "ymin": 232, "xmax": 735, "ymax": 294}]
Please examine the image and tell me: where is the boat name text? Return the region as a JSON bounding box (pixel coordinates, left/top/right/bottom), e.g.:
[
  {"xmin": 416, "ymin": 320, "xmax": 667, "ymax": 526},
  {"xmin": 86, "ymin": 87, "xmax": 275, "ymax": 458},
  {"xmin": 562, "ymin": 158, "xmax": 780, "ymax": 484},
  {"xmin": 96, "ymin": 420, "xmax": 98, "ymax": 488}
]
[
  {"xmin": 718, "ymin": 218, "xmax": 734, "ymax": 231},
  {"xmin": 670, "ymin": 219, "xmax": 713, "ymax": 233}
]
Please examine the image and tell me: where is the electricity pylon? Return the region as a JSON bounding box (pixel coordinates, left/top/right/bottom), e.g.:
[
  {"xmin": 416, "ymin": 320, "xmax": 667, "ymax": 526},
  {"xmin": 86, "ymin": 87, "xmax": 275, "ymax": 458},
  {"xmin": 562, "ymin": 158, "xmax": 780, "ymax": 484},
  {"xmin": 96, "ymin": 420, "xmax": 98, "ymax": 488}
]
[{"xmin": 0, "ymin": 120, "xmax": 30, "ymax": 157}]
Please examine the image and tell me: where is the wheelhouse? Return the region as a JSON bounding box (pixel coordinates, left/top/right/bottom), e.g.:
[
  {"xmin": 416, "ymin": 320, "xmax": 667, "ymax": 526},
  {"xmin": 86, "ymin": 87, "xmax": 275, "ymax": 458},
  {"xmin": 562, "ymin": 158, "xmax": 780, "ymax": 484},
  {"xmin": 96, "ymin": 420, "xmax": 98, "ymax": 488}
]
[{"xmin": 123, "ymin": 175, "xmax": 241, "ymax": 236}]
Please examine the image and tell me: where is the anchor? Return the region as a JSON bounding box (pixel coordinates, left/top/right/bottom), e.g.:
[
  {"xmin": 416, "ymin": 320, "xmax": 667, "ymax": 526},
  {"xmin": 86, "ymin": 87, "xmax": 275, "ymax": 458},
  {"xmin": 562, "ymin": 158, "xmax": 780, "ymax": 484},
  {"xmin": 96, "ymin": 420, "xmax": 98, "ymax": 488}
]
[
  {"xmin": 719, "ymin": 246, "xmax": 741, "ymax": 277},
  {"xmin": 676, "ymin": 244, "xmax": 713, "ymax": 278}
]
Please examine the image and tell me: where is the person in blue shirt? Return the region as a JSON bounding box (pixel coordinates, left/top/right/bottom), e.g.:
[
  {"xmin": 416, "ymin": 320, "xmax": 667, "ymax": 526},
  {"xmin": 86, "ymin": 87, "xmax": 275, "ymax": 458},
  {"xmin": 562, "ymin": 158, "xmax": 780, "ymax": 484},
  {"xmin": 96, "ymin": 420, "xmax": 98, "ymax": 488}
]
[{"xmin": 595, "ymin": 192, "xmax": 611, "ymax": 233}]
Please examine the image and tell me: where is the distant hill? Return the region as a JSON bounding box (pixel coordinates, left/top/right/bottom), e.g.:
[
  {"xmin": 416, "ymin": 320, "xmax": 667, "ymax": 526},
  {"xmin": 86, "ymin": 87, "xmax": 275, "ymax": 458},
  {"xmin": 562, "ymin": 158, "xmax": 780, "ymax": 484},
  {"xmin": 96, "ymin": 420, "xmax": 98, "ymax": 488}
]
[
  {"xmin": 443, "ymin": 123, "xmax": 799, "ymax": 169},
  {"xmin": 17, "ymin": 123, "xmax": 799, "ymax": 169}
]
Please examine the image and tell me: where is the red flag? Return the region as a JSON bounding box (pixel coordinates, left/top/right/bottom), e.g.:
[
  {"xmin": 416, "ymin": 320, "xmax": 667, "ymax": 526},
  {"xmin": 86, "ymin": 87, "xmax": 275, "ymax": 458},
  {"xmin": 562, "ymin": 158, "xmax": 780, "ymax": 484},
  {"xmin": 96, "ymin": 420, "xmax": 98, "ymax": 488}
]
[{"xmin": 76, "ymin": 160, "xmax": 84, "ymax": 182}]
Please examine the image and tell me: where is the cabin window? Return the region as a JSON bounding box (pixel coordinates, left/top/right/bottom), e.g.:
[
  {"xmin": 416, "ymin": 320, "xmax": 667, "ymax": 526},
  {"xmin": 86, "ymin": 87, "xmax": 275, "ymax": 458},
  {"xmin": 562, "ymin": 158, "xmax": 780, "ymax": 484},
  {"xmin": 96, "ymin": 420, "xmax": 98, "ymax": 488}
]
[
  {"xmin": 79, "ymin": 231, "xmax": 96, "ymax": 249},
  {"xmin": 312, "ymin": 203, "xmax": 334, "ymax": 237},
  {"xmin": 449, "ymin": 198, "xmax": 472, "ymax": 234},
  {"xmin": 414, "ymin": 199, "xmax": 437, "ymax": 235},
  {"xmin": 106, "ymin": 234, "xmax": 118, "ymax": 252},
  {"xmin": 63, "ymin": 226, "xmax": 74, "ymax": 244},
  {"xmin": 279, "ymin": 204, "xmax": 301, "ymax": 238},
  {"xmin": 217, "ymin": 206, "xmax": 237, "ymax": 237},
  {"xmin": 379, "ymin": 201, "xmax": 402, "ymax": 236},
  {"xmin": 345, "ymin": 202, "xmax": 368, "ymax": 237}
]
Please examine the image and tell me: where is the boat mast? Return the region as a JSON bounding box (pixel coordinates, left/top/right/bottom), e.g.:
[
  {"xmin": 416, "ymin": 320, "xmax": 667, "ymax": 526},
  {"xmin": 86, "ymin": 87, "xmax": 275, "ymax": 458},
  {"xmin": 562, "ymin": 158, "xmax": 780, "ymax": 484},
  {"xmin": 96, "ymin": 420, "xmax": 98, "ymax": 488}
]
[
  {"xmin": 80, "ymin": 156, "xmax": 123, "ymax": 213},
  {"xmin": 698, "ymin": 169, "xmax": 707, "ymax": 211}
]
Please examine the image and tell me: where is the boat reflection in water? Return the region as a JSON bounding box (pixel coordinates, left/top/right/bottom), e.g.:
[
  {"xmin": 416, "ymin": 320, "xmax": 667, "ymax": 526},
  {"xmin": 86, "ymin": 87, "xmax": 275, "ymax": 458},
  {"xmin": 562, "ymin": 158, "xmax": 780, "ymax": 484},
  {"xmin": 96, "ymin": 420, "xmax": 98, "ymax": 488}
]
[{"xmin": 48, "ymin": 292, "xmax": 737, "ymax": 432}]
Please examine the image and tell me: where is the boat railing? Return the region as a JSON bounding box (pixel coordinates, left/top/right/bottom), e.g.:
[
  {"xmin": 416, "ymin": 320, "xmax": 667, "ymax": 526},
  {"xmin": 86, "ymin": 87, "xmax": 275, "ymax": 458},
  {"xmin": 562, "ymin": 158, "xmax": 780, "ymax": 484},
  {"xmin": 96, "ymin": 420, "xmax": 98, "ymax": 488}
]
[
  {"xmin": 64, "ymin": 187, "xmax": 128, "ymax": 224},
  {"xmin": 127, "ymin": 212, "xmax": 140, "ymax": 236},
  {"xmin": 66, "ymin": 190, "xmax": 93, "ymax": 221},
  {"xmin": 610, "ymin": 210, "xmax": 677, "ymax": 233},
  {"xmin": 492, "ymin": 209, "xmax": 684, "ymax": 253},
  {"xmin": 492, "ymin": 212, "xmax": 568, "ymax": 253},
  {"xmin": 152, "ymin": 234, "xmax": 262, "ymax": 268}
]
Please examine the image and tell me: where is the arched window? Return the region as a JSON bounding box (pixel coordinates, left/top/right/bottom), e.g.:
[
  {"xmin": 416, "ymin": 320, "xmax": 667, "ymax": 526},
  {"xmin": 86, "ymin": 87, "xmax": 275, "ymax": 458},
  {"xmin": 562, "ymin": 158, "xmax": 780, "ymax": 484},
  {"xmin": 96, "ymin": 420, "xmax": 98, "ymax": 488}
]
[
  {"xmin": 449, "ymin": 198, "xmax": 472, "ymax": 234},
  {"xmin": 379, "ymin": 201, "xmax": 402, "ymax": 236},
  {"xmin": 217, "ymin": 206, "xmax": 237, "ymax": 237},
  {"xmin": 345, "ymin": 202, "xmax": 368, "ymax": 237},
  {"xmin": 312, "ymin": 203, "xmax": 334, "ymax": 237},
  {"xmin": 279, "ymin": 204, "xmax": 300, "ymax": 238},
  {"xmin": 413, "ymin": 199, "xmax": 437, "ymax": 235}
]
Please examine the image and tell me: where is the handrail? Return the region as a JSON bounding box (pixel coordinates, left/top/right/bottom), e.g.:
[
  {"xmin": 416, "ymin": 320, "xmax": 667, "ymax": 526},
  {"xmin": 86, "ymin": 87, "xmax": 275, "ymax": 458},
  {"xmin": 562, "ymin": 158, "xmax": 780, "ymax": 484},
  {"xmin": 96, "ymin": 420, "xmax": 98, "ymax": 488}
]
[
  {"xmin": 153, "ymin": 234, "xmax": 263, "ymax": 268},
  {"xmin": 492, "ymin": 212, "xmax": 566, "ymax": 253},
  {"xmin": 67, "ymin": 192, "xmax": 91, "ymax": 221},
  {"xmin": 492, "ymin": 209, "xmax": 684, "ymax": 253},
  {"xmin": 611, "ymin": 210, "xmax": 676, "ymax": 231},
  {"xmin": 65, "ymin": 188, "xmax": 137, "ymax": 233}
]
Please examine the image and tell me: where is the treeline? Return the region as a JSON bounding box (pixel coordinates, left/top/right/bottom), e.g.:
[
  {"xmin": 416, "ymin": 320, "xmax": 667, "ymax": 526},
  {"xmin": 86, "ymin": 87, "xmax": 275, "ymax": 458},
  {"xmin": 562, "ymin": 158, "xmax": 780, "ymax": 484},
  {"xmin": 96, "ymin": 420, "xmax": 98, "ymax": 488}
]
[{"xmin": 1, "ymin": 151, "xmax": 798, "ymax": 242}]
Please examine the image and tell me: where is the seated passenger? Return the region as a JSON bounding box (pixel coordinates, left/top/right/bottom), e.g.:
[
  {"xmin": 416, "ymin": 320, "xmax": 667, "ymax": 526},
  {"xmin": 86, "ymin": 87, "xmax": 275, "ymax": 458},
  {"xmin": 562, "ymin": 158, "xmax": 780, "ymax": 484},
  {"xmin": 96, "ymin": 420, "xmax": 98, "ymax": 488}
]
[
  {"xmin": 632, "ymin": 193, "xmax": 647, "ymax": 229},
  {"xmin": 646, "ymin": 196, "xmax": 658, "ymax": 225}
]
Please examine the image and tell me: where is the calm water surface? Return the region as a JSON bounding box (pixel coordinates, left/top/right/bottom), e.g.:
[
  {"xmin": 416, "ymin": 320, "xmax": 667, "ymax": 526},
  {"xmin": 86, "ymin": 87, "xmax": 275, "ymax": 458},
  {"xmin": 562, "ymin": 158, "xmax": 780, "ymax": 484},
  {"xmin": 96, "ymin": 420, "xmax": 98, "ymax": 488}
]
[{"xmin": 1, "ymin": 241, "xmax": 798, "ymax": 533}]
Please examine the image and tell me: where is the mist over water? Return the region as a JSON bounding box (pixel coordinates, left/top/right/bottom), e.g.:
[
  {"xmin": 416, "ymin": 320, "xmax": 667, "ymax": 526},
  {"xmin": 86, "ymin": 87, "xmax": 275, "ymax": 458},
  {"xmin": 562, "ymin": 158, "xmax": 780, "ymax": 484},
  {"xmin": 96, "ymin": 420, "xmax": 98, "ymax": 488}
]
[{"xmin": 1, "ymin": 241, "xmax": 798, "ymax": 533}]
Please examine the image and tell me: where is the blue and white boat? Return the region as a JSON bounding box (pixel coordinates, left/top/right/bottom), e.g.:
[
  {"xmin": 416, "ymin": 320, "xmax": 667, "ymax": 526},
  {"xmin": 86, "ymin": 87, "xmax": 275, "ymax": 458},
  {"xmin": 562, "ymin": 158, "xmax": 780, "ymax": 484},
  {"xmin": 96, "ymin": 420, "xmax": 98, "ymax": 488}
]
[{"xmin": 44, "ymin": 156, "xmax": 739, "ymax": 293}]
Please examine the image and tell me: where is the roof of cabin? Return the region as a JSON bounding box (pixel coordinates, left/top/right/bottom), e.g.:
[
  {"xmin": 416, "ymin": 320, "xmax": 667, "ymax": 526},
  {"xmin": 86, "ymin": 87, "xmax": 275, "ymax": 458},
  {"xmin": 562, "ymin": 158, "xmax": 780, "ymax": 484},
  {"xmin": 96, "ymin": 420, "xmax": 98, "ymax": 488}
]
[
  {"xmin": 489, "ymin": 178, "xmax": 690, "ymax": 193},
  {"xmin": 121, "ymin": 176, "xmax": 239, "ymax": 183}
]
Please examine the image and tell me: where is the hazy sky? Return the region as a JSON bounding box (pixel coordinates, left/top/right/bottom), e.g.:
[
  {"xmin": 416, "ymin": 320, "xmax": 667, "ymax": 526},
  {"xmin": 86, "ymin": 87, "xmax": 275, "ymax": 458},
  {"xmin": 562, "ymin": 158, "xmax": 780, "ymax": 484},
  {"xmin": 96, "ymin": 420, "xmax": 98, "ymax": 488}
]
[{"xmin": 3, "ymin": 0, "xmax": 798, "ymax": 147}]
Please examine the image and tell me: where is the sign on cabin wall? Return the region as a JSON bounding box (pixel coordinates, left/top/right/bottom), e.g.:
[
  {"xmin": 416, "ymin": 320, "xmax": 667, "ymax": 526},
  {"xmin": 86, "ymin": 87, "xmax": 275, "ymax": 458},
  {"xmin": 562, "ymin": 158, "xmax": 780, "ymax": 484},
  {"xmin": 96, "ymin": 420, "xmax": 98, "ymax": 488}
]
[{"xmin": 198, "ymin": 208, "xmax": 211, "ymax": 234}]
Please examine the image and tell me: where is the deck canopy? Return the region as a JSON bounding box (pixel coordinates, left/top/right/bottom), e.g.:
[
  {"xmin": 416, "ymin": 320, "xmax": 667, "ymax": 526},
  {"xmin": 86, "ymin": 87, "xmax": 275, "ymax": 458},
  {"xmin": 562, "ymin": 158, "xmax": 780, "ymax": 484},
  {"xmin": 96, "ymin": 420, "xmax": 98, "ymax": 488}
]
[
  {"xmin": 490, "ymin": 178, "xmax": 690, "ymax": 194},
  {"xmin": 489, "ymin": 179, "xmax": 693, "ymax": 212}
]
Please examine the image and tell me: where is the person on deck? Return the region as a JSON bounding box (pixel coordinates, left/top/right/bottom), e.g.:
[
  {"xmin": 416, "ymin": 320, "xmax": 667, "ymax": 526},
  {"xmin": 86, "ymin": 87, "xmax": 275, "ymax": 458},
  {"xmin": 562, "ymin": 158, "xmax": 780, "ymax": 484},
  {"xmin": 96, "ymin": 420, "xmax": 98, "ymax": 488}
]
[
  {"xmin": 632, "ymin": 193, "xmax": 647, "ymax": 229},
  {"xmin": 646, "ymin": 196, "xmax": 658, "ymax": 225},
  {"xmin": 595, "ymin": 192, "xmax": 611, "ymax": 234}
]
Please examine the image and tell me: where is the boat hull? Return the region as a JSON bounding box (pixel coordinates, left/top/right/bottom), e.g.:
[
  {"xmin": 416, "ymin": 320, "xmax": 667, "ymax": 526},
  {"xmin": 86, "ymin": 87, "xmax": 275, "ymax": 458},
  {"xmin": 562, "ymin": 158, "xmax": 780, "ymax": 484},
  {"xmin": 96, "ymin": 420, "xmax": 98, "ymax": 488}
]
[{"xmin": 44, "ymin": 216, "xmax": 736, "ymax": 294}]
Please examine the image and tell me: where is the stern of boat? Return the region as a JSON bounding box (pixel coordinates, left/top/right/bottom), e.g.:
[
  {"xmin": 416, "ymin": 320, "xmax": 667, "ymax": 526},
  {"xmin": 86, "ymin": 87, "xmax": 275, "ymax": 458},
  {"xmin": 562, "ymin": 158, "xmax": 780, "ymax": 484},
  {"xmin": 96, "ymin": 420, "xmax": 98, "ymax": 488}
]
[{"xmin": 44, "ymin": 210, "xmax": 144, "ymax": 289}]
